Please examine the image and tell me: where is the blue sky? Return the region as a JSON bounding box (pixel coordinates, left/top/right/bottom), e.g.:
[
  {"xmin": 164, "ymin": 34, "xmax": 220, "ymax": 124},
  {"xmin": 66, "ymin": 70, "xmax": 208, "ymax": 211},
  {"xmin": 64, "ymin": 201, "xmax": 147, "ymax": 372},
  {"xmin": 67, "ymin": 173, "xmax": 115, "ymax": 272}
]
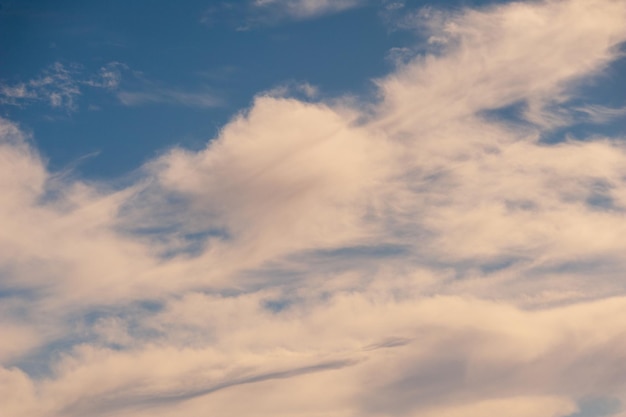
[
  {"xmin": 3, "ymin": 0, "xmax": 623, "ymax": 178},
  {"xmin": 2, "ymin": 1, "xmax": 626, "ymax": 416},
  {"xmin": 9, "ymin": 0, "xmax": 600, "ymax": 179},
  {"xmin": 2, "ymin": 0, "xmax": 415, "ymax": 177}
]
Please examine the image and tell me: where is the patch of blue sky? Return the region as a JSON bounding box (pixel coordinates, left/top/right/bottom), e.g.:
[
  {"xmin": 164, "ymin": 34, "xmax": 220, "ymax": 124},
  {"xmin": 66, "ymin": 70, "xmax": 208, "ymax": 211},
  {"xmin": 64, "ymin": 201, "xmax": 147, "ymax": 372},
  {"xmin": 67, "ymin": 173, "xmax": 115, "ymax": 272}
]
[
  {"xmin": 13, "ymin": 337, "xmax": 82, "ymax": 378},
  {"xmin": 566, "ymin": 397, "xmax": 622, "ymax": 417},
  {"xmin": 0, "ymin": 287, "xmax": 33, "ymax": 299},
  {"xmin": 313, "ymin": 243, "xmax": 409, "ymax": 259},
  {"xmin": 158, "ymin": 229, "xmax": 231, "ymax": 259},
  {"xmin": 13, "ymin": 299, "xmax": 166, "ymax": 379},
  {"xmin": 262, "ymin": 297, "xmax": 292, "ymax": 313}
]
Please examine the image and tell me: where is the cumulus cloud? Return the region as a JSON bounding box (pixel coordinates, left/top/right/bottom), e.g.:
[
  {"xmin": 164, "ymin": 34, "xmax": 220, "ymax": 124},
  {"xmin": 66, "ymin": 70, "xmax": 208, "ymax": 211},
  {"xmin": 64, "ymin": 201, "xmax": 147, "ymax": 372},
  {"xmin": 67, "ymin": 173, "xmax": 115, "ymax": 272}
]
[{"xmin": 2, "ymin": 0, "xmax": 626, "ymax": 416}]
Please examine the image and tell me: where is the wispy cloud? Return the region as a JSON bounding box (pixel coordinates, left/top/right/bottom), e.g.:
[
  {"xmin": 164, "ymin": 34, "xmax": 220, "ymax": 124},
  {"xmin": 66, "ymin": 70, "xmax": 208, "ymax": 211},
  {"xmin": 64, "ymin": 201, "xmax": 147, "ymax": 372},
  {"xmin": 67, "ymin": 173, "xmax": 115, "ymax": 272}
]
[
  {"xmin": 253, "ymin": 0, "xmax": 366, "ymax": 20},
  {"xmin": 2, "ymin": 1, "xmax": 626, "ymax": 416},
  {"xmin": 1, "ymin": 62, "xmax": 222, "ymax": 111},
  {"xmin": 0, "ymin": 62, "xmax": 124, "ymax": 111},
  {"xmin": 259, "ymin": 81, "xmax": 319, "ymax": 99},
  {"xmin": 575, "ymin": 104, "xmax": 626, "ymax": 124},
  {"xmin": 117, "ymin": 88, "xmax": 222, "ymax": 108},
  {"xmin": 201, "ymin": 0, "xmax": 367, "ymax": 29},
  {"xmin": 82, "ymin": 62, "xmax": 126, "ymax": 90},
  {"xmin": 0, "ymin": 62, "xmax": 82, "ymax": 110}
]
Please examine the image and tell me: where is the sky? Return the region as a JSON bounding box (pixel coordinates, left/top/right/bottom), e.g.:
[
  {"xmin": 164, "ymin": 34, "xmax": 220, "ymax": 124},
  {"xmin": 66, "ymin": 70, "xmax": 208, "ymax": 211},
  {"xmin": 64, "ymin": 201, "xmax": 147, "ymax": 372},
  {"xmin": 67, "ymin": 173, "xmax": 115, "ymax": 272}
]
[{"xmin": 1, "ymin": 0, "xmax": 626, "ymax": 416}]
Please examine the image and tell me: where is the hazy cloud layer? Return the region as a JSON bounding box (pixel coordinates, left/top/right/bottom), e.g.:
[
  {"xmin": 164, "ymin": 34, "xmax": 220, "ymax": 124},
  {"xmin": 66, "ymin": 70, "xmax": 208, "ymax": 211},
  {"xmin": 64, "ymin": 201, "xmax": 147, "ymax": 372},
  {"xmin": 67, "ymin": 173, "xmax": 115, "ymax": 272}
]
[{"xmin": 2, "ymin": 1, "xmax": 626, "ymax": 416}]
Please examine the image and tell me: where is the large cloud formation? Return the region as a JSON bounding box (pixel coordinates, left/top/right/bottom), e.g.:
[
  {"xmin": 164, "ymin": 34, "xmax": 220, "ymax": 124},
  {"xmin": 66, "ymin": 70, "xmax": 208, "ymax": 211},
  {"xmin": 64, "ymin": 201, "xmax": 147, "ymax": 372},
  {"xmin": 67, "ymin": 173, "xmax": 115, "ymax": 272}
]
[{"xmin": 2, "ymin": 0, "xmax": 626, "ymax": 416}]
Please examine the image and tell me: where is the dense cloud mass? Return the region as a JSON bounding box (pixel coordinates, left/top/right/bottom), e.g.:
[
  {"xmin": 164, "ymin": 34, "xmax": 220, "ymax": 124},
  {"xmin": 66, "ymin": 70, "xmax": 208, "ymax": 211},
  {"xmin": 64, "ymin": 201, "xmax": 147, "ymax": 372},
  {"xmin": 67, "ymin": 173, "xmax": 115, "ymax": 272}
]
[{"xmin": 2, "ymin": 0, "xmax": 626, "ymax": 416}]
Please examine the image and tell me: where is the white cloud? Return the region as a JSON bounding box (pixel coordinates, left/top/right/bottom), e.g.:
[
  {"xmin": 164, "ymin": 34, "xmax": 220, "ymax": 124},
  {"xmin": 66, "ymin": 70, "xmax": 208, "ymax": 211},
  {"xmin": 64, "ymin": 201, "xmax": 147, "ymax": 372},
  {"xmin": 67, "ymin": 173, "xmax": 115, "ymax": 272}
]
[{"xmin": 2, "ymin": 0, "xmax": 626, "ymax": 416}]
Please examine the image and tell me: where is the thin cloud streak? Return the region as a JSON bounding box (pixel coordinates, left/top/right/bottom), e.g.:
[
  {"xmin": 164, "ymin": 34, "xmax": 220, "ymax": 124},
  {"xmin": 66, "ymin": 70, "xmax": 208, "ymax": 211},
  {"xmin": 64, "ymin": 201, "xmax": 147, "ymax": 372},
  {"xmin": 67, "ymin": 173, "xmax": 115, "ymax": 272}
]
[
  {"xmin": 117, "ymin": 88, "xmax": 222, "ymax": 108},
  {"xmin": 61, "ymin": 359, "xmax": 359, "ymax": 416},
  {"xmin": 253, "ymin": 0, "xmax": 366, "ymax": 20},
  {"xmin": 0, "ymin": 62, "xmax": 222, "ymax": 111},
  {"xmin": 201, "ymin": 0, "xmax": 367, "ymax": 30}
]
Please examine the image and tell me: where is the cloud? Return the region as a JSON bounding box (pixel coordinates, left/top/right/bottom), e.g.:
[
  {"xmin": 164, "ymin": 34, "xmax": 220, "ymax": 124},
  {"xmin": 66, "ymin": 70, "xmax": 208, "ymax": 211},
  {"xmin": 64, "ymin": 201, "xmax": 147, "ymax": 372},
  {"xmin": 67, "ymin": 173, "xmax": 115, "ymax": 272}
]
[
  {"xmin": 0, "ymin": 62, "xmax": 124, "ymax": 111},
  {"xmin": 261, "ymin": 81, "xmax": 319, "ymax": 99},
  {"xmin": 82, "ymin": 62, "xmax": 126, "ymax": 90},
  {"xmin": 0, "ymin": 62, "xmax": 82, "ymax": 110},
  {"xmin": 0, "ymin": 62, "xmax": 219, "ymax": 111},
  {"xmin": 117, "ymin": 88, "xmax": 222, "ymax": 108},
  {"xmin": 252, "ymin": 0, "xmax": 366, "ymax": 20},
  {"xmin": 2, "ymin": 0, "xmax": 626, "ymax": 416},
  {"xmin": 574, "ymin": 105, "xmax": 626, "ymax": 124},
  {"xmin": 201, "ymin": 0, "xmax": 366, "ymax": 29}
]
